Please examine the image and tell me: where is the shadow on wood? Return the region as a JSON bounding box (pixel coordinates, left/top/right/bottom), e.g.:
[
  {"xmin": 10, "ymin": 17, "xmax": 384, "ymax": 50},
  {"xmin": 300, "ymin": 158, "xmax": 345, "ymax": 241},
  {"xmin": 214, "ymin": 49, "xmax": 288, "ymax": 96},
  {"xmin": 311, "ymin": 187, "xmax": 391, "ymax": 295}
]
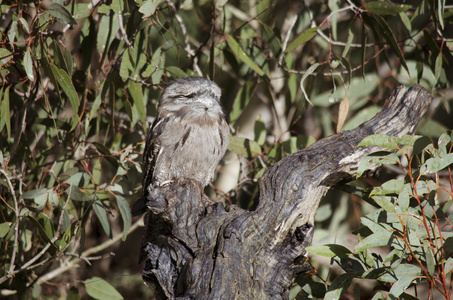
[{"xmin": 139, "ymin": 85, "xmax": 432, "ymax": 299}]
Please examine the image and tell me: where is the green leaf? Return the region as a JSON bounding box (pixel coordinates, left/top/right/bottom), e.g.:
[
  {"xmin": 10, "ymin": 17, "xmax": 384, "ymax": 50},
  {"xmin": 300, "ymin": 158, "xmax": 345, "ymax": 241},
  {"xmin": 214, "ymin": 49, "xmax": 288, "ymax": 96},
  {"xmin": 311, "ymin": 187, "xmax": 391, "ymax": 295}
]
[
  {"xmin": 120, "ymin": 50, "xmax": 131, "ymax": 81},
  {"xmin": 300, "ymin": 63, "xmax": 319, "ymax": 105},
  {"xmin": 357, "ymin": 151, "xmax": 400, "ymax": 178},
  {"xmin": 324, "ymin": 272, "xmax": 355, "ymax": 300},
  {"xmin": 387, "ymin": 265, "xmax": 422, "ymax": 297},
  {"xmin": 0, "ymin": 222, "xmax": 12, "ymax": 238},
  {"xmin": 128, "ymin": 81, "xmax": 146, "ymax": 125},
  {"xmin": 139, "ymin": 0, "xmax": 163, "ymax": 18},
  {"xmin": 254, "ymin": 116, "xmax": 266, "ymax": 145},
  {"xmin": 355, "ymin": 230, "xmax": 393, "ymax": 252},
  {"xmin": 230, "ymin": 82, "xmax": 252, "ymax": 126},
  {"xmin": 285, "ymin": 27, "xmax": 318, "ymax": 53},
  {"xmin": 0, "ymin": 48, "xmax": 12, "ymax": 60},
  {"xmin": 226, "ymin": 34, "xmax": 265, "ymax": 76},
  {"xmin": 166, "ymin": 66, "xmax": 187, "ymax": 79},
  {"xmin": 434, "ymin": 53, "xmax": 443, "ymax": 80},
  {"xmin": 364, "ymin": 1, "xmax": 410, "ymax": 15},
  {"xmin": 50, "ymin": 64, "xmax": 79, "ymax": 117},
  {"xmin": 358, "ymin": 134, "xmax": 400, "ymax": 149},
  {"xmin": 68, "ymin": 185, "xmax": 92, "ymax": 201},
  {"xmin": 420, "ymin": 153, "xmax": 453, "ymax": 174},
  {"xmin": 370, "ymin": 179, "xmax": 404, "ymax": 196},
  {"xmin": 115, "ymin": 195, "xmax": 131, "ymax": 241},
  {"xmin": 24, "ymin": 48, "xmax": 34, "ymax": 81},
  {"xmin": 23, "ymin": 188, "xmax": 49, "ymax": 199},
  {"xmin": 93, "ymin": 201, "xmax": 112, "ymax": 238},
  {"xmin": 361, "ymin": 24, "xmax": 367, "ymax": 78},
  {"xmin": 370, "ymin": 14, "xmax": 409, "ymax": 73},
  {"xmin": 47, "ymin": 3, "xmax": 77, "ymax": 25},
  {"xmin": 228, "ymin": 136, "xmax": 262, "ymax": 159},
  {"xmin": 0, "ymin": 86, "xmax": 11, "ymax": 139},
  {"xmin": 306, "ymin": 244, "xmax": 352, "ymax": 258},
  {"xmin": 26, "ymin": 216, "xmax": 55, "ymax": 247},
  {"xmin": 85, "ymin": 277, "xmax": 123, "ymax": 300}
]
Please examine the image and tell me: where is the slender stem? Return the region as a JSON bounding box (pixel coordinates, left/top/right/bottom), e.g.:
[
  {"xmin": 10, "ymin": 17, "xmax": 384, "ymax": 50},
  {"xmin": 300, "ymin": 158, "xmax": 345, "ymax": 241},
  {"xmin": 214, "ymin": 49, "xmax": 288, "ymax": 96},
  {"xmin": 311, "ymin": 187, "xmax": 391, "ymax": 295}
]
[{"xmin": 0, "ymin": 168, "xmax": 20, "ymax": 281}]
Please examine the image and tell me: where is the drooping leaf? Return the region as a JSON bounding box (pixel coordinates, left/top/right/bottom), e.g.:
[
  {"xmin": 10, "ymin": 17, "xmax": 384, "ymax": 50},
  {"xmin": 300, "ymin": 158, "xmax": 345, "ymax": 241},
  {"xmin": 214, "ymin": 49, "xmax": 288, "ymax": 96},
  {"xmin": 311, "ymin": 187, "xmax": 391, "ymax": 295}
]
[
  {"xmin": 50, "ymin": 64, "xmax": 79, "ymax": 117},
  {"xmin": 128, "ymin": 81, "xmax": 146, "ymax": 125},
  {"xmin": 0, "ymin": 86, "xmax": 11, "ymax": 139},
  {"xmin": 306, "ymin": 244, "xmax": 352, "ymax": 258},
  {"xmin": 285, "ymin": 27, "xmax": 318, "ymax": 53},
  {"xmin": 324, "ymin": 272, "xmax": 356, "ymax": 300},
  {"xmin": 166, "ymin": 66, "xmax": 187, "ymax": 79},
  {"xmin": 228, "ymin": 136, "xmax": 262, "ymax": 159},
  {"xmin": 230, "ymin": 81, "xmax": 253, "ymax": 126},
  {"xmin": 355, "ymin": 230, "xmax": 393, "ymax": 251},
  {"xmin": 434, "ymin": 52, "xmax": 443, "ymax": 80},
  {"xmin": 420, "ymin": 153, "xmax": 453, "ymax": 174},
  {"xmin": 364, "ymin": 1, "xmax": 410, "ymax": 15},
  {"xmin": 300, "ymin": 63, "xmax": 319, "ymax": 105},
  {"xmin": 47, "ymin": 3, "xmax": 77, "ymax": 25},
  {"xmin": 336, "ymin": 94, "xmax": 349, "ymax": 132},
  {"xmin": 24, "ymin": 48, "xmax": 34, "ymax": 81},
  {"xmin": 369, "ymin": 13, "xmax": 409, "ymax": 73},
  {"xmin": 226, "ymin": 34, "xmax": 265, "ymax": 76},
  {"xmin": 85, "ymin": 277, "xmax": 123, "ymax": 300},
  {"xmin": 93, "ymin": 201, "xmax": 112, "ymax": 238},
  {"xmin": 357, "ymin": 151, "xmax": 400, "ymax": 178},
  {"xmin": 115, "ymin": 195, "xmax": 131, "ymax": 241},
  {"xmin": 139, "ymin": 0, "xmax": 163, "ymax": 18},
  {"xmin": 0, "ymin": 222, "xmax": 11, "ymax": 238}
]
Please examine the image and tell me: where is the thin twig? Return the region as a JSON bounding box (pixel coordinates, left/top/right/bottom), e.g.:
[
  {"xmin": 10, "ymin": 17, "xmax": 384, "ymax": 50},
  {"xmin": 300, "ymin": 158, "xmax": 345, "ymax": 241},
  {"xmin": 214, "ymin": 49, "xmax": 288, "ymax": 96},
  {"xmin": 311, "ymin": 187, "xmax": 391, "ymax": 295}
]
[
  {"xmin": 0, "ymin": 168, "xmax": 20, "ymax": 281},
  {"xmin": 37, "ymin": 218, "xmax": 143, "ymax": 283},
  {"xmin": 165, "ymin": 0, "xmax": 202, "ymax": 76}
]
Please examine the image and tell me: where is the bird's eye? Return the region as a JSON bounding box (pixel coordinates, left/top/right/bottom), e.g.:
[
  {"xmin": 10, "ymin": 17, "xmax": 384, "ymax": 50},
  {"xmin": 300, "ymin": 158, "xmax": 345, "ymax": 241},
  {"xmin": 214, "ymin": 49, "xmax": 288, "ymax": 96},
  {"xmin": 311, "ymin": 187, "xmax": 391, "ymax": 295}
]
[{"xmin": 184, "ymin": 92, "xmax": 196, "ymax": 98}]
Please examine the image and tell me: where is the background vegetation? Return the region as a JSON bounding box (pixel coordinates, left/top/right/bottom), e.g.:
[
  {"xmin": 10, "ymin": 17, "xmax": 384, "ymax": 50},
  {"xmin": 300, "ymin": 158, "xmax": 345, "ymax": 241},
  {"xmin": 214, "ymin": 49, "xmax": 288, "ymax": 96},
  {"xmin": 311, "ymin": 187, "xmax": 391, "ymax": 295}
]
[{"xmin": 0, "ymin": 0, "xmax": 452, "ymax": 298}]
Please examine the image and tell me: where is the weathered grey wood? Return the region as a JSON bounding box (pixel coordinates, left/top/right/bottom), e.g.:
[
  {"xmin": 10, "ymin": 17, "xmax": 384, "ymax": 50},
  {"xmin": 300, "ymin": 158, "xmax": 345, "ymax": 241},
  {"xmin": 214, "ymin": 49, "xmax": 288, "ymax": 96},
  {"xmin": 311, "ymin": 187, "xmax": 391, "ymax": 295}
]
[{"xmin": 140, "ymin": 85, "xmax": 432, "ymax": 299}]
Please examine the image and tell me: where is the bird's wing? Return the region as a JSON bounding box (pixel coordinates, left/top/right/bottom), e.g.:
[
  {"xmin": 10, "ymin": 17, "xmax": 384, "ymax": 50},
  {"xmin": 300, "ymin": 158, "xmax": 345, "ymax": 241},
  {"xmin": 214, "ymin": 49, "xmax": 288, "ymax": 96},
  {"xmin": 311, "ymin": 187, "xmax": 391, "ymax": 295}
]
[{"xmin": 142, "ymin": 116, "xmax": 166, "ymax": 191}]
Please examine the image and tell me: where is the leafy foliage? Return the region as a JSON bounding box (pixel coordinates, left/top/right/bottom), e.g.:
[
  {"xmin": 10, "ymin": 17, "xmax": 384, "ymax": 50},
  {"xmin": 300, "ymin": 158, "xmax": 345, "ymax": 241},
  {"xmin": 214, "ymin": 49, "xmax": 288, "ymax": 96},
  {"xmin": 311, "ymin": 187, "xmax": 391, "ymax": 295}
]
[
  {"xmin": 303, "ymin": 132, "xmax": 453, "ymax": 299},
  {"xmin": 0, "ymin": 0, "xmax": 452, "ymax": 298}
]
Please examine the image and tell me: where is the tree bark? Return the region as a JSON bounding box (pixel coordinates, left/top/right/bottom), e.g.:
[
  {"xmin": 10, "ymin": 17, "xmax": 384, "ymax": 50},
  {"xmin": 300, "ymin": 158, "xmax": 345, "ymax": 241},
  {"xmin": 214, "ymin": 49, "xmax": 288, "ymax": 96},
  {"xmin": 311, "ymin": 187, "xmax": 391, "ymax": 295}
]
[{"xmin": 139, "ymin": 85, "xmax": 432, "ymax": 299}]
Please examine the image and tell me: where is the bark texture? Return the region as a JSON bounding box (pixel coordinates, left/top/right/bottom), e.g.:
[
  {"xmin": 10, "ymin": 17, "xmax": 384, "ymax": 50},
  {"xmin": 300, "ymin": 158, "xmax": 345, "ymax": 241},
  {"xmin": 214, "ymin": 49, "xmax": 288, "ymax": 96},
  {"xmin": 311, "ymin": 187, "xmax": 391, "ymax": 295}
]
[{"xmin": 139, "ymin": 85, "xmax": 432, "ymax": 299}]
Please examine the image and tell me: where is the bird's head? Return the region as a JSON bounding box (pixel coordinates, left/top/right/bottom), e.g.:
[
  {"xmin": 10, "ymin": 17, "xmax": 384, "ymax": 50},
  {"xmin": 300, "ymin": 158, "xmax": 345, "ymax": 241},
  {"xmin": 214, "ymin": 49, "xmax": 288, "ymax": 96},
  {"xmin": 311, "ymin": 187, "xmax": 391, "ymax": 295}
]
[{"xmin": 159, "ymin": 77, "xmax": 222, "ymax": 112}]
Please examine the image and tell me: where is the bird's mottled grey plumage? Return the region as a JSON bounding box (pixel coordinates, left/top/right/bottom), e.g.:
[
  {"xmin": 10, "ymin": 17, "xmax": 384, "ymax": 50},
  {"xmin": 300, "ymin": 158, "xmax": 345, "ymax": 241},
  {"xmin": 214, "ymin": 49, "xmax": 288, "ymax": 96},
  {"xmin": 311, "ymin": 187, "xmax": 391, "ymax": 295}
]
[{"xmin": 134, "ymin": 77, "xmax": 229, "ymax": 215}]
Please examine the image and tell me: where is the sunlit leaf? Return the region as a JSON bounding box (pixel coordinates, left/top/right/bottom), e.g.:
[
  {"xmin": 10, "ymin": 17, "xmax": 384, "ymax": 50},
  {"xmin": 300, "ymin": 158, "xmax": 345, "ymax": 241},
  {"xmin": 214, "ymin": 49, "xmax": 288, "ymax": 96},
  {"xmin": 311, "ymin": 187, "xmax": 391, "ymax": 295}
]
[
  {"xmin": 355, "ymin": 230, "xmax": 393, "ymax": 251},
  {"xmin": 357, "ymin": 151, "xmax": 400, "ymax": 178},
  {"xmin": 420, "ymin": 153, "xmax": 453, "ymax": 174},
  {"xmin": 306, "ymin": 244, "xmax": 352, "ymax": 258}
]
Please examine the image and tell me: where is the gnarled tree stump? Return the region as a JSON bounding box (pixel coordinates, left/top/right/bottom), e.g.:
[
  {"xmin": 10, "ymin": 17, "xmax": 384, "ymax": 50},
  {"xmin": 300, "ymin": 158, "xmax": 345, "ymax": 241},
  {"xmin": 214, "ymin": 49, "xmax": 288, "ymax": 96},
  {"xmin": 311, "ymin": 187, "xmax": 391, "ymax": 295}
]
[{"xmin": 139, "ymin": 85, "xmax": 432, "ymax": 299}]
